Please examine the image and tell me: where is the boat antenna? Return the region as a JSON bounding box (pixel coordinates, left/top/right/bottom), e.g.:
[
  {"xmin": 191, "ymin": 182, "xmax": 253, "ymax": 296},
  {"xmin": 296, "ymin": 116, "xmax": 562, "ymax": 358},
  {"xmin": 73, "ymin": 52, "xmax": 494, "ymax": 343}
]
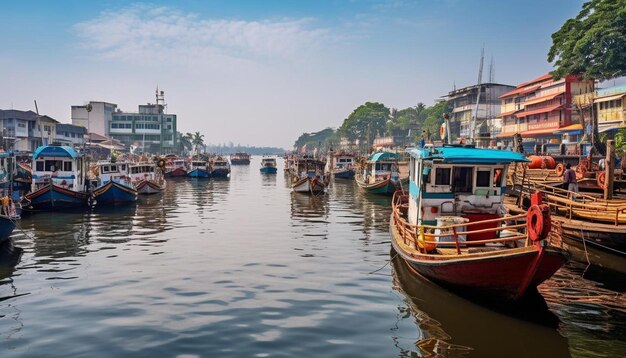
[
  {"xmin": 470, "ymin": 47, "xmax": 484, "ymax": 145},
  {"xmin": 34, "ymin": 100, "xmax": 45, "ymax": 145}
]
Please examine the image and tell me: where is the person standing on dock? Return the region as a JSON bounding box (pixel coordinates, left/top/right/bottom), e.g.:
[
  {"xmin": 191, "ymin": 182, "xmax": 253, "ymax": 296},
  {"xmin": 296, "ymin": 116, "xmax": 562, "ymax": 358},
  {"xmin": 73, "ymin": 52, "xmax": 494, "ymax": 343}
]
[{"xmin": 562, "ymin": 163, "xmax": 578, "ymax": 194}]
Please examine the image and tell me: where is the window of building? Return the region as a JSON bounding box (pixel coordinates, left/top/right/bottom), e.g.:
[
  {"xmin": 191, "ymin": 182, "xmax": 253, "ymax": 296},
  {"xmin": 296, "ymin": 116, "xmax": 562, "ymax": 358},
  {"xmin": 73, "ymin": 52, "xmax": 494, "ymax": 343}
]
[
  {"xmin": 43, "ymin": 125, "xmax": 51, "ymax": 132},
  {"xmin": 17, "ymin": 123, "xmax": 26, "ymax": 128},
  {"xmin": 434, "ymin": 167, "xmax": 451, "ymax": 185}
]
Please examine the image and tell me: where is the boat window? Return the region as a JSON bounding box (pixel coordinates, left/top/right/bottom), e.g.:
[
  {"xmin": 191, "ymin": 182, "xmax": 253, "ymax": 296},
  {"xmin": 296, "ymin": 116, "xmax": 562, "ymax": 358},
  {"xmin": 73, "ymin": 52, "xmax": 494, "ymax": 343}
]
[
  {"xmin": 111, "ymin": 165, "xmax": 117, "ymax": 172},
  {"xmin": 131, "ymin": 167, "xmax": 138, "ymax": 174},
  {"xmin": 476, "ymin": 169, "xmax": 491, "ymax": 187},
  {"xmin": 36, "ymin": 161, "xmax": 44, "ymax": 171},
  {"xmin": 103, "ymin": 165, "xmax": 109, "ymax": 173},
  {"xmin": 150, "ymin": 166, "xmax": 154, "ymax": 172},
  {"xmin": 63, "ymin": 161, "xmax": 72, "ymax": 171},
  {"xmin": 434, "ymin": 167, "xmax": 451, "ymax": 185},
  {"xmin": 452, "ymin": 167, "xmax": 473, "ymax": 193},
  {"xmin": 44, "ymin": 160, "xmax": 62, "ymax": 171},
  {"xmin": 121, "ymin": 164, "xmax": 126, "ymax": 171}
]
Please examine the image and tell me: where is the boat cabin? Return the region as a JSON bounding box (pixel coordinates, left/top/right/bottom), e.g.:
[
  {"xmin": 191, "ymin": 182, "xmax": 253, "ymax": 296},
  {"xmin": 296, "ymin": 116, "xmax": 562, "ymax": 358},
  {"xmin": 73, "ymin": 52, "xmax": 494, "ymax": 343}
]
[
  {"xmin": 296, "ymin": 157, "xmax": 325, "ymax": 178},
  {"xmin": 261, "ymin": 157, "xmax": 277, "ymax": 167},
  {"xmin": 31, "ymin": 146, "xmax": 87, "ymax": 192},
  {"xmin": 212, "ymin": 158, "xmax": 230, "ymax": 169},
  {"xmin": 129, "ymin": 163, "xmax": 157, "ymax": 183},
  {"xmin": 190, "ymin": 161, "xmax": 207, "ymax": 170},
  {"xmin": 362, "ymin": 152, "xmax": 400, "ymax": 184},
  {"xmin": 406, "ymin": 146, "xmax": 527, "ymax": 226},
  {"xmin": 334, "ymin": 155, "xmax": 354, "ymax": 169},
  {"xmin": 97, "ymin": 162, "xmax": 131, "ymax": 184}
]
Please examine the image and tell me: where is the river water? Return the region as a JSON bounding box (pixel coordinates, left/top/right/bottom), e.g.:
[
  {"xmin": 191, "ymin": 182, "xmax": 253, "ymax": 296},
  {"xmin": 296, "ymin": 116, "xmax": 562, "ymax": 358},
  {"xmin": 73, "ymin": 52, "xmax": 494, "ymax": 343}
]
[{"xmin": 0, "ymin": 156, "xmax": 624, "ymax": 357}]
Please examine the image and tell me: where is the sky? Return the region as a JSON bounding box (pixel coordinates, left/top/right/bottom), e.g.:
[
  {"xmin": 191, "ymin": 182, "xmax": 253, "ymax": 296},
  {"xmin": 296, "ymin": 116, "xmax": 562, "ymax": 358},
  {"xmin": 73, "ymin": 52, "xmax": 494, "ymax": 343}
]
[{"xmin": 0, "ymin": 0, "xmax": 589, "ymax": 149}]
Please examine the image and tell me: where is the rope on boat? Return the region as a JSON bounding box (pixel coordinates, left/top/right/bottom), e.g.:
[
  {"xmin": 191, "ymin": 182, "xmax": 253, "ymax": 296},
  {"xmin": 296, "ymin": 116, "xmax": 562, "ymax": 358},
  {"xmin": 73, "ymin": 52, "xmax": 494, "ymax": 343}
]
[
  {"xmin": 368, "ymin": 252, "xmax": 399, "ymax": 275},
  {"xmin": 579, "ymin": 227, "xmax": 591, "ymax": 268}
]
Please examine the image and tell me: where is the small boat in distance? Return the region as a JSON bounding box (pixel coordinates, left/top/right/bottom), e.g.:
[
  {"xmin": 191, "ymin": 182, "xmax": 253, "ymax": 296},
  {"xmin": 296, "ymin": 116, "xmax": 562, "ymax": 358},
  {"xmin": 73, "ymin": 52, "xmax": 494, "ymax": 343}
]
[
  {"xmin": 210, "ymin": 157, "xmax": 231, "ymax": 178},
  {"xmin": 260, "ymin": 157, "xmax": 277, "ymax": 174},
  {"xmin": 230, "ymin": 152, "xmax": 251, "ymax": 165},
  {"xmin": 390, "ymin": 145, "xmax": 569, "ymax": 301},
  {"xmin": 188, "ymin": 160, "xmax": 210, "ymax": 178},
  {"xmin": 92, "ymin": 161, "xmax": 137, "ymax": 205},
  {"xmin": 355, "ymin": 152, "xmax": 402, "ymax": 195},
  {"xmin": 330, "ymin": 151, "xmax": 355, "ymax": 179},
  {"xmin": 24, "ymin": 145, "xmax": 90, "ymax": 210},
  {"xmin": 129, "ymin": 162, "xmax": 165, "ymax": 194}
]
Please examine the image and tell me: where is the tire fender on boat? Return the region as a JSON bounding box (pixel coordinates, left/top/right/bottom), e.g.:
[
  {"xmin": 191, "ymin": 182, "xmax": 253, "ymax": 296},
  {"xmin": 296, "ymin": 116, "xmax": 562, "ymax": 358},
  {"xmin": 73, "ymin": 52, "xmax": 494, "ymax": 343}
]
[
  {"xmin": 527, "ymin": 204, "xmax": 551, "ymax": 242},
  {"xmin": 555, "ymin": 163, "xmax": 565, "ymax": 177},
  {"xmin": 596, "ymin": 171, "xmax": 606, "ymax": 189}
]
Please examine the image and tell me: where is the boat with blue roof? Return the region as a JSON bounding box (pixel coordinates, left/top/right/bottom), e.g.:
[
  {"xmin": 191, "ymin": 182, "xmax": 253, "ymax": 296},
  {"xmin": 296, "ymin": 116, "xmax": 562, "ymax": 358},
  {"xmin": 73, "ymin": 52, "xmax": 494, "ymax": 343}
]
[
  {"xmin": 23, "ymin": 145, "xmax": 90, "ymax": 211},
  {"xmin": 329, "ymin": 151, "xmax": 355, "ymax": 179},
  {"xmin": 92, "ymin": 161, "xmax": 137, "ymax": 205},
  {"xmin": 355, "ymin": 152, "xmax": 402, "ymax": 195},
  {"xmin": 390, "ymin": 144, "xmax": 569, "ymax": 301}
]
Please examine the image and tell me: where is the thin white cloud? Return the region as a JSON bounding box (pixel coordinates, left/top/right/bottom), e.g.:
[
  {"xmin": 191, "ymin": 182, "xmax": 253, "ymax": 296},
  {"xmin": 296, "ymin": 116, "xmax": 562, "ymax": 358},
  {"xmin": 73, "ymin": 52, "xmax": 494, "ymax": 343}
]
[{"xmin": 74, "ymin": 4, "xmax": 337, "ymax": 65}]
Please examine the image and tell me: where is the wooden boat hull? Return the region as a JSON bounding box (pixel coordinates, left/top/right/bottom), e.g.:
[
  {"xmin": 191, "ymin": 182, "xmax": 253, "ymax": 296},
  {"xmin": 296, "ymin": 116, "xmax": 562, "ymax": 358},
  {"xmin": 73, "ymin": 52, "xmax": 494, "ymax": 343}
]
[
  {"xmin": 260, "ymin": 167, "xmax": 277, "ymax": 174},
  {"xmin": 166, "ymin": 167, "xmax": 188, "ymax": 177},
  {"xmin": 93, "ymin": 181, "xmax": 138, "ymax": 205},
  {"xmin": 390, "ymin": 217, "xmax": 569, "ymax": 300},
  {"xmin": 0, "ymin": 215, "xmax": 16, "ymax": 243},
  {"xmin": 292, "ymin": 177, "xmax": 325, "ymax": 194},
  {"xmin": 211, "ymin": 169, "xmax": 230, "ymax": 178},
  {"xmin": 24, "ymin": 184, "xmax": 89, "ymax": 210},
  {"xmin": 333, "ymin": 169, "xmax": 355, "ymax": 179},
  {"xmin": 356, "ymin": 176, "xmax": 396, "ymax": 195},
  {"xmin": 135, "ymin": 180, "xmax": 164, "ymax": 195},
  {"xmin": 187, "ymin": 169, "xmax": 210, "ymax": 178}
]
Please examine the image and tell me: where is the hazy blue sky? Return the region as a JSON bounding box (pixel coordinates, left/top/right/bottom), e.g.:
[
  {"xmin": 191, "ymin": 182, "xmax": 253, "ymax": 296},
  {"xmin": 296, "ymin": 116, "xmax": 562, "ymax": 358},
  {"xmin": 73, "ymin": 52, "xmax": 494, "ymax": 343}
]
[{"xmin": 1, "ymin": 0, "xmax": 586, "ymax": 148}]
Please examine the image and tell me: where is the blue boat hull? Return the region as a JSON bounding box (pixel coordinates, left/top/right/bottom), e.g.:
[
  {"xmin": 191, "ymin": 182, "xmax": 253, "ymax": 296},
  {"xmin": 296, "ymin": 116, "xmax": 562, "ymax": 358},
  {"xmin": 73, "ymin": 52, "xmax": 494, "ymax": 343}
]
[
  {"xmin": 334, "ymin": 169, "xmax": 355, "ymax": 179},
  {"xmin": 24, "ymin": 184, "xmax": 90, "ymax": 211},
  {"xmin": 94, "ymin": 181, "xmax": 138, "ymax": 205},
  {"xmin": 0, "ymin": 215, "xmax": 16, "ymax": 243},
  {"xmin": 211, "ymin": 169, "xmax": 230, "ymax": 178},
  {"xmin": 260, "ymin": 167, "xmax": 277, "ymax": 174},
  {"xmin": 188, "ymin": 169, "xmax": 210, "ymax": 178}
]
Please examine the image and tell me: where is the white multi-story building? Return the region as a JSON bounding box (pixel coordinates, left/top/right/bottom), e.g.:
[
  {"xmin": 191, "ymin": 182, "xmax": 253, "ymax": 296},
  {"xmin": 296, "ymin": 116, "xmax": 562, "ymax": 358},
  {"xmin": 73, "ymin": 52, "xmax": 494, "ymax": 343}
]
[{"xmin": 71, "ymin": 101, "xmax": 117, "ymax": 137}]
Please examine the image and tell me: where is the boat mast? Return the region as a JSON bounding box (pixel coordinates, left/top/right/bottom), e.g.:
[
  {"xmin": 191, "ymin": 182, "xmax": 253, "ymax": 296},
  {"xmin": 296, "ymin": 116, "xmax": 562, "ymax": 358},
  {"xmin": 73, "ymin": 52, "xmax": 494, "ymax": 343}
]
[
  {"xmin": 470, "ymin": 48, "xmax": 484, "ymax": 145},
  {"xmin": 34, "ymin": 100, "xmax": 45, "ymax": 146}
]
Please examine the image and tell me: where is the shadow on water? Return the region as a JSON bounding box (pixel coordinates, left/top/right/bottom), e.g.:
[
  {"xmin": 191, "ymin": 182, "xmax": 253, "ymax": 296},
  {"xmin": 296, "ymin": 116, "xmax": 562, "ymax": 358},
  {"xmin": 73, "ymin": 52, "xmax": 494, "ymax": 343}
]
[{"xmin": 391, "ymin": 253, "xmax": 571, "ymax": 358}]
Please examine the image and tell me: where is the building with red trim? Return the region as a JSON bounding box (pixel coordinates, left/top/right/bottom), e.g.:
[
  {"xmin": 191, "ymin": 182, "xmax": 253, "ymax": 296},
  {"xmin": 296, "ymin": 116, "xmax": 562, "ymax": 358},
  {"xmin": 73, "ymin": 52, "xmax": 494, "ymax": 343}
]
[{"xmin": 497, "ymin": 73, "xmax": 594, "ymax": 153}]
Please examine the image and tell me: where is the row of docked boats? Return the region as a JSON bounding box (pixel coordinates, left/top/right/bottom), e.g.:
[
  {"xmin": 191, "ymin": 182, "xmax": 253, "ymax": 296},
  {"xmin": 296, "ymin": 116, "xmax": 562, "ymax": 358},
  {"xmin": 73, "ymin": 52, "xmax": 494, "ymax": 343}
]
[
  {"xmin": 165, "ymin": 156, "xmax": 231, "ymax": 179},
  {"xmin": 284, "ymin": 150, "xmax": 408, "ymax": 196}
]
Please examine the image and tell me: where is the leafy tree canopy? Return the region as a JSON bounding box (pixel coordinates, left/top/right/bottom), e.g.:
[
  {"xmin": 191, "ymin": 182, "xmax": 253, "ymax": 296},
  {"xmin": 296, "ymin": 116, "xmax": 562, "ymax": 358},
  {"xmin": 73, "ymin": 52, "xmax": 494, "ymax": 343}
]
[
  {"xmin": 293, "ymin": 127, "xmax": 336, "ymax": 151},
  {"xmin": 548, "ymin": 0, "xmax": 626, "ymax": 80},
  {"xmin": 422, "ymin": 101, "xmax": 452, "ymax": 140},
  {"xmin": 338, "ymin": 102, "xmax": 390, "ymax": 148}
]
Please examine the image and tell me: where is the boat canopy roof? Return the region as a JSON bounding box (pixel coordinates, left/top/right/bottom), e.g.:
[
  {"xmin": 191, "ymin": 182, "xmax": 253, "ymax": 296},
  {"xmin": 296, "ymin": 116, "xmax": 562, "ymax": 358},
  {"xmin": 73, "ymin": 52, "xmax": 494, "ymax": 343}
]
[
  {"xmin": 368, "ymin": 152, "xmax": 400, "ymax": 162},
  {"xmin": 406, "ymin": 146, "xmax": 528, "ymax": 164},
  {"xmin": 33, "ymin": 145, "xmax": 79, "ymax": 159}
]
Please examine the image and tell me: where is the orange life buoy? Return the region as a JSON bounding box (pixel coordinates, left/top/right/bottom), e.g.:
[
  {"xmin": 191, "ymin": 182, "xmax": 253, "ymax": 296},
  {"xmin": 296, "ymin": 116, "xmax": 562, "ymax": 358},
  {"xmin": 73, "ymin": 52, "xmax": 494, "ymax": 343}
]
[
  {"xmin": 596, "ymin": 171, "xmax": 606, "ymax": 189},
  {"xmin": 555, "ymin": 163, "xmax": 565, "ymax": 177},
  {"xmin": 575, "ymin": 165, "xmax": 587, "ymax": 180},
  {"xmin": 527, "ymin": 204, "xmax": 551, "ymax": 242}
]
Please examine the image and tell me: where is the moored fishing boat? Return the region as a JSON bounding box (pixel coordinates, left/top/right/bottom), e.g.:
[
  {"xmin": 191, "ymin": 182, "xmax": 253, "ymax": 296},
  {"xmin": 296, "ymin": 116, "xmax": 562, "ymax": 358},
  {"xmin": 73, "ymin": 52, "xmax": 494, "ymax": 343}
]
[
  {"xmin": 23, "ymin": 145, "xmax": 90, "ymax": 210},
  {"xmin": 210, "ymin": 157, "xmax": 231, "ymax": 178},
  {"xmin": 260, "ymin": 157, "xmax": 277, "ymax": 174},
  {"xmin": 390, "ymin": 145, "xmax": 569, "ymax": 300},
  {"xmin": 92, "ymin": 161, "xmax": 137, "ymax": 205},
  {"xmin": 355, "ymin": 152, "xmax": 402, "ymax": 195},
  {"xmin": 291, "ymin": 156, "xmax": 329, "ymax": 194},
  {"xmin": 129, "ymin": 162, "xmax": 165, "ymax": 194},
  {"xmin": 230, "ymin": 152, "xmax": 251, "ymax": 165},
  {"xmin": 330, "ymin": 151, "xmax": 355, "ymax": 179},
  {"xmin": 165, "ymin": 158, "xmax": 189, "ymax": 177},
  {"xmin": 188, "ymin": 160, "xmax": 210, "ymax": 178}
]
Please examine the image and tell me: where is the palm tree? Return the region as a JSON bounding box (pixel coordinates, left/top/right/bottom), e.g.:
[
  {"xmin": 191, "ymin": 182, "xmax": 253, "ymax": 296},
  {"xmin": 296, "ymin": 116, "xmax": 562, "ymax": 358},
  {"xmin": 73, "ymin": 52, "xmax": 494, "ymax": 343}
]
[
  {"xmin": 178, "ymin": 132, "xmax": 192, "ymax": 155},
  {"xmin": 192, "ymin": 132, "xmax": 204, "ymax": 154}
]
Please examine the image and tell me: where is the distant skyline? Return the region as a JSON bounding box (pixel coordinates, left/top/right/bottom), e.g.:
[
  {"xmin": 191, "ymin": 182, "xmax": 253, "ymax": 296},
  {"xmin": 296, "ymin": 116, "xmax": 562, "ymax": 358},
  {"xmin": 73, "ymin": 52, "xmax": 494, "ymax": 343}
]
[{"xmin": 0, "ymin": 0, "xmax": 602, "ymax": 148}]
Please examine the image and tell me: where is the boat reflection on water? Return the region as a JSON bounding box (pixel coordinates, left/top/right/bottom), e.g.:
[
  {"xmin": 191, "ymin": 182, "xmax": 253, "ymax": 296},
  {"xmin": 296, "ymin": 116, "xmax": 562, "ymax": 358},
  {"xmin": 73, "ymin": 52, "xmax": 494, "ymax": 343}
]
[
  {"xmin": 390, "ymin": 253, "xmax": 570, "ymax": 358},
  {"xmin": 290, "ymin": 191, "xmax": 330, "ymax": 221}
]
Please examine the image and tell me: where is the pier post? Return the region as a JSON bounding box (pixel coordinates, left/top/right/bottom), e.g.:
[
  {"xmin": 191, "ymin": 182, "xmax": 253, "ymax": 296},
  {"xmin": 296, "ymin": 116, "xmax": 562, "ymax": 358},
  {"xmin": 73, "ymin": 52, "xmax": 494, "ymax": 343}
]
[{"xmin": 604, "ymin": 140, "xmax": 615, "ymax": 200}]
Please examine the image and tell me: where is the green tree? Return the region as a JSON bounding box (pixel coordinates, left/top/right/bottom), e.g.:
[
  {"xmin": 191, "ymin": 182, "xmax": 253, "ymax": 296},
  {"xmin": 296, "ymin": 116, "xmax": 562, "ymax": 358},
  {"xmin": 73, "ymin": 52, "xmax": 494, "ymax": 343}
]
[
  {"xmin": 338, "ymin": 102, "xmax": 390, "ymax": 150},
  {"xmin": 293, "ymin": 128, "xmax": 335, "ymax": 153},
  {"xmin": 422, "ymin": 101, "xmax": 452, "ymax": 141},
  {"xmin": 548, "ymin": 0, "xmax": 626, "ymax": 80},
  {"xmin": 192, "ymin": 132, "xmax": 205, "ymax": 154},
  {"xmin": 177, "ymin": 132, "xmax": 192, "ymax": 154}
]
